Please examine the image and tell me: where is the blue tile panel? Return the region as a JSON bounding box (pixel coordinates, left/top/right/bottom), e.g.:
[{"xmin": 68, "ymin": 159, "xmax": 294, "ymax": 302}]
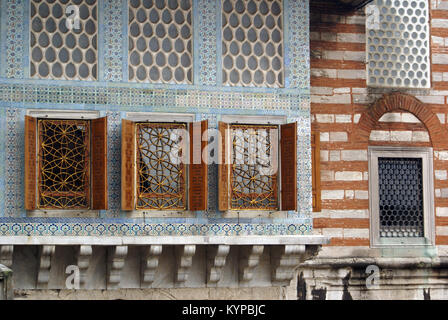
[{"xmin": 0, "ymin": 0, "xmax": 312, "ymax": 237}]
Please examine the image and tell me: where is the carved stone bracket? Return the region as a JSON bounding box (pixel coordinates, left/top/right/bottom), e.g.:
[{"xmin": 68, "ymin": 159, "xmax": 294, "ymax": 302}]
[
  {"xmin": 239, "ymin": 245, "xmax": 264, "ymax": 283},
  {"xmin": 0, "ymin": 245, "xmax": 14, "ymax": 268},
  {"xmin": 207, "ymin": 245, "xmax": 230, "ymax": 285},
  {"xmin": 37, "ymin": 245, "xmax": 55, "ymax": 288},
  {"xmin": 175, "ymin": 245, "xmax": 196, "ymax": 284},
  {"xmin": 141, "ymin": 245, "xmax": 163, "ymax": 287},
  {"xmin": 76, "ymin": 245, "xmax": 92, "ymax": 288},
  {"xmin": 107, "ymin": 245, "xmax": 128, "ymax": 289},
  {"xmin": 271, "ymin": 245, "xmax": 306, "ymax": 286}
]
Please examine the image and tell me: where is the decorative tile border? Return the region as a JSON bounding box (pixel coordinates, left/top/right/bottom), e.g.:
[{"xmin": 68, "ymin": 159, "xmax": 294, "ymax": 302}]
[
  {"xmin": 286, "ymin": 0, "xmax": 310, "ymax": 89},
  {"xmin": 0, "ymin": 221, "xmax": 312, "ymax": 237},
  {"xmin": 5, "ymin": 108, "xmax": 24, "ymax": 217},
  {"xmin": 3, "ymin": 0, "xmax": 25, "ymax": 79},
  {"xmin": 0, "ymin": 83, "xmax": 307, "ymax": 111},
  {"xmin": 196, "ymin": 0, "xmax": 218, "ymax": 86},
  {"xmin": 106, "ymin": 111, "xmax": 121, "ymax": 217},
  {"xmin": 102, "ymin": 0, "xmax": 124, "ymax": 81}
]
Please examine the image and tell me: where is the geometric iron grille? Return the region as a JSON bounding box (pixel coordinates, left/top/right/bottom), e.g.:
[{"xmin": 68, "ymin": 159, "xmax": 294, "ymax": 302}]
[
  {"xmin": 37, "ymin": 119, "xmax": 90, "ymax": 209},
  {"xmin": 222, "ymin": 0, "xmax": 284, "ymax": 88},
  {"xmin": 136, "ymin": 122, "xmax": 187, "ymax": 210},
  {"xmin": 378, "ymin": 157, "xmax": 424, "ymax": 238},
  {"xmin": 230, "ymin": 124, "xmax": 279, "ymax": 210},
  {"xmin": 30, "ymin": 0, "xmax": 98, "ymax": 80}
]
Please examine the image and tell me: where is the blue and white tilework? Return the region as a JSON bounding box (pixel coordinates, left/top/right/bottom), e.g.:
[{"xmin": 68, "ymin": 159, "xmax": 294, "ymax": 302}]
[{"xmin": 0, "ymin": 0, "xmax": 312, "ymax": 237}]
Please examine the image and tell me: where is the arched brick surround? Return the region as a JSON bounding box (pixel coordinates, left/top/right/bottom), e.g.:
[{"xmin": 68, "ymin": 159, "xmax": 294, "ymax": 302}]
[{"xmin": 354, "ymin": 92, "xmax": 448, "ymax": 149}]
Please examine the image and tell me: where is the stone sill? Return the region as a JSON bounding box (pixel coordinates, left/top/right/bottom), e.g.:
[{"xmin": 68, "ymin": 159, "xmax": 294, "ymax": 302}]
[{"xmin": 0, "ymin": 235, "xmax": 330, "ymax": 246}]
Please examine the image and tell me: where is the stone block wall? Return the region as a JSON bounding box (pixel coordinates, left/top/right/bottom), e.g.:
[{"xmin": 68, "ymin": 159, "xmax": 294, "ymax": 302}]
[{"xmin": 310, "ymin": 0, "xmax": 448, "ymax": 256}]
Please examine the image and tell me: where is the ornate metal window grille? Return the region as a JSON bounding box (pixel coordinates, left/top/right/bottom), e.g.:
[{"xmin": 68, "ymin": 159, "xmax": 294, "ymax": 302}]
[
  {"xmin": 37, "ymin": 119, "xmax": 90, "ymax": 209},
  {"xmin": 378, "ymin": 157, "xmax": 424, "ymax": 238},
  {"xmin": 136, "ymin": 122, "xmax": 187, "ymax": 210},
  {"xmin": 128, "ymin": 0, "xmax": 193, "ymax": 83},
  {"xmin": 30, "ymin": 0, "xmax": 98, "ymax": 80},
  {"xmin": 230, "ymin": 124, "xmax": 279, "ymax": 210},
  {"xmin": 222, "ymin": 0, "xmax": 284, "ymax": 87}
]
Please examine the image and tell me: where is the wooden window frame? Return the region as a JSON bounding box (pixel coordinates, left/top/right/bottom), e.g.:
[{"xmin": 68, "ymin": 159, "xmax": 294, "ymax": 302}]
[
  {"xmin": 219, "ymin": 115, "xmax": 298, "ymax": 213},
  {"xmin": 312, "ymin": 131, "xmax": 321, "ymax": 212},
  {"xmin": 25, "ymin": 109, "xmax": 107, "ymax": 217},
  {"xmin": 121, "ymin": 112, "xmax": 208, "ymax": 216}
]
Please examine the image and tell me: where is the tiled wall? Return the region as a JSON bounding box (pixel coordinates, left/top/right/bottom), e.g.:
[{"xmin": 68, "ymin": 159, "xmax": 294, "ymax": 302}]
[{"xmin": 0, "ymin": 0, "xmax": 313, "ymax": 237}]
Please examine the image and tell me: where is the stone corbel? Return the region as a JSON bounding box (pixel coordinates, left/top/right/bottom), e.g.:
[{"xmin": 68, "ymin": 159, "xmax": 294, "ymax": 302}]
[
  {"xmin": 0, "ymin": 245, "xmax": 14, "ymax": 268},
  {"xmin": 107, "ymin": 245, "xmax": 128, "ymax": 289},
  {"xmin": 37, "ymin": 245, "xmax": 55, "ymax": 289},
  {"xmin": 239, "ymin": 245, "xmax": 264, "ymax": 284},
  {"xmin": 271, "ymin": 245, "xmax": 306, "ymax": 286},
  {"xmin": 141, "ymin": 245, "xmax": 163, "ymax": 287},
  {"xmin": 175, "ymin": 245, "xmax": 196, "ymax": 284},
  {"xmin": 207, "ymin": 245, "xmax": 230, "ymax": 285},
  {"xmin": 76, "ymin": 245, "xmax": 92, "ymax": 288}
]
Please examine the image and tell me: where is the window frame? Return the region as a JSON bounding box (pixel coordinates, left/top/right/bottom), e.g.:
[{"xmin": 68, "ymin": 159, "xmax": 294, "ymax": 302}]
[
  {"xmin": 25, "ymin": 109, "xmax": 103, "ymax": 217},
  {"xmin": 123, "ymin": 112, "xmax": 199, "ymax": 217},
  {"xmin": 311, "ymin": 131, "xmax": 321, "ymax": 212},
  {"xmin": 368, "ymin": 146, "xmax": 435, "ymax": 248},
  {"xmin": 219, "ymin": 114, "xmax": 295, "ymax": 215}
]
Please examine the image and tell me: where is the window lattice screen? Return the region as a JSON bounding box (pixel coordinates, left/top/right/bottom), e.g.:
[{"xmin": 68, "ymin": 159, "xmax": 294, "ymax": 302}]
[
  {"xmin": 366, "ymin": 0, "xmax": 430, "ymax": 88},
  {"xmin": 378, "ymin": 157, "xmax": 424, "ymax": 238},
  {"xmin": 128, "ymin": 0, "xmax": 193, "ymax": 84},
  {"xmin": 38, "ymin": 119, "xmax": 90, "ymax": 209},
  {"xmin": 30, "ymin": 0, "xmax": 98, "ymax": 80},
  {"xmin": 230, "ymin": 124, "xmax": 279, "ymax": 210},
  {"xmin": 222, "ymin": 0, "xmax": 284, "ymax": 87},
  {"xmin": 136, "ymin": 122, "xmax": 187, "ymax": 210}
]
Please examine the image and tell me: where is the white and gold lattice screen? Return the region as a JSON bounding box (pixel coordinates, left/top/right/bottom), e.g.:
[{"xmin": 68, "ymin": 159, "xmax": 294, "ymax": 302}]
[
  {"xmin": 222, "ymin": 0, "xmax": 284, "ymax": 88},
  {"xmin": 30, "ymin": 0, "xmax": 98, "ymax": 80},
  {"xmin": 128, "ymin": 0, "xmax": 193, "ymax": 84}
]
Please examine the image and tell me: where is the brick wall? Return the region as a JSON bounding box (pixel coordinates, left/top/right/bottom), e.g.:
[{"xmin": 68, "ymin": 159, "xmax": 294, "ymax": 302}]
[{"xmin": 310, "ymin": 0, "xmax": 448, "ymax": 256}]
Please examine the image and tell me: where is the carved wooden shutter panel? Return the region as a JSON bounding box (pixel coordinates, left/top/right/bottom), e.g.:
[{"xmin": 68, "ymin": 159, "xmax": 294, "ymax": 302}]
[
  {"xmin": 91, "ymin": 117, "xmax": 108, "ymax": 210},
  {"xmin": 280, "ymin": 122, "xmax": 297, "ymax": 211},
  {"xmin": 189, "ymin": 120, "xmax": 208, "ymax": 211},
  {"xmin": 121, "ymin": 119, "xmax": 135, "ymax": 210},
  {"xmin": 25, "ymin": 115, "xmax": 37, "ymax": 210},
  {"xmin": 311, "ymin": 132, "xmax": 321, "ymax": 212},
  {"xmin": 218, "ymin": 121, "xmax": 230, "ymax": 211}
]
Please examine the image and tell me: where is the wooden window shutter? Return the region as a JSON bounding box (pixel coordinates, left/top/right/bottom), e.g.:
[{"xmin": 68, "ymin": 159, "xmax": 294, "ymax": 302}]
[
  {"xmin": 189, "ymin": 120, "xmax": 208, "ymax": 211},
  {"xmin": 25, "ymin": 115, "xmax": 37, "ymax": 210},
  {"xmin": 91, "ymin": 117, "xmax": 108, "ymax": 210},
  {"xmin": 280, "ymin": 122, "xmax": 297, "ymax": 211},
  {"xmin": 121, "ymin": 119, "xmax": 135, "ymax": 210},
  {"xmin": 311, "ymin": 131, "xmax": 321, "ymax": 212},
  {"xmin": 218, "ymin": 121, "xmax": 230, "ymax": 211}
]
